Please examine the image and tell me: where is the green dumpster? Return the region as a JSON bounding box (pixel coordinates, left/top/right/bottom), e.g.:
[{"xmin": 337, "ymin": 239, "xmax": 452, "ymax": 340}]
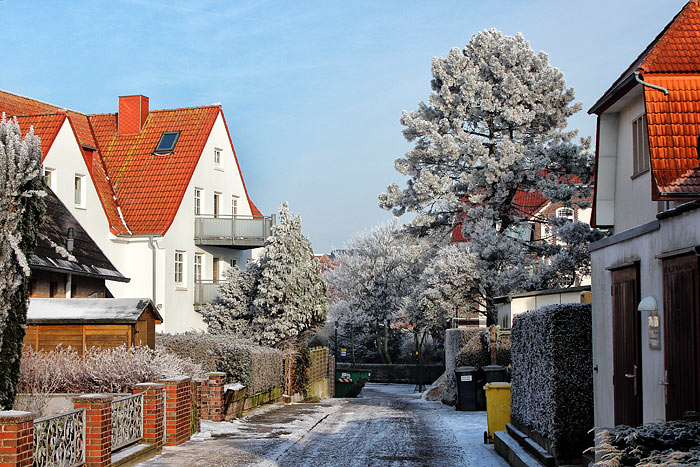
[{"xmin": 334, "ymin": 368, "xmax": 371, "ymax": 398}]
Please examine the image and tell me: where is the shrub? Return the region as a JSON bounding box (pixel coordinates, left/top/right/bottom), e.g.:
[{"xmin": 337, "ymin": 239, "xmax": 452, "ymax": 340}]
[
  {"xmin": 454, "ymin": 327, "xmax": 511, "ymax": 368},
  {"xmin": 18, "ymin": 345, "xmax": 205, "ymax": 395},
  {"xmin": 157, "ymin": 333, "xmax": 284, "ymax": 395},
  {"xmin": 511, "ymin": 303, "xmax": 592, "ymax": 462},
  {"xmin": 593, "ymin": 420, "xmax": 700, "ymax": 466}
]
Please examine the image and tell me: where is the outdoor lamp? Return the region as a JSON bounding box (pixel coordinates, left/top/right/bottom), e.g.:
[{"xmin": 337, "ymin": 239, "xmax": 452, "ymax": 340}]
[{"xmin": 638, "ymin": 296, "xmax": 658, "ymax": 315}]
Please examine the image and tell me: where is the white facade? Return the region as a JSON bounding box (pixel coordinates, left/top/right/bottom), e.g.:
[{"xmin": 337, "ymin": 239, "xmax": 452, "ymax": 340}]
[
  {"xmin": 42, "ymin": 114, "xmax": 262, "ymax": 333},
  {"xmin": 496, "ymin": 287, "xmax": 591, "ymax": 329}
]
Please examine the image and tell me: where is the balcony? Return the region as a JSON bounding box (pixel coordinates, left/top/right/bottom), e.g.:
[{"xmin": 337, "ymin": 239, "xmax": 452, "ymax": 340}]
[
  {"xmin": 194, "ymin": 280, "xmax": 220, "ymax": 305},
  {"xmin": 194, "ymin": 214, "xmax": 275, "ymax": 248}
]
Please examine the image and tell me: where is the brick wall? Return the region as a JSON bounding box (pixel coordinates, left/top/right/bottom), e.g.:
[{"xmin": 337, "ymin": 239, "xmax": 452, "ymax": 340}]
[
  {"xmin": 159, "ymin": 377, "xmax": 192, "ymax": 446},
  {"xmin": 73, "ymin": 394, "xmax": 113, "ymax": 467},
  {"xmin": 0, "ymin": 411, "xmax": 33, "ymax": 467}
]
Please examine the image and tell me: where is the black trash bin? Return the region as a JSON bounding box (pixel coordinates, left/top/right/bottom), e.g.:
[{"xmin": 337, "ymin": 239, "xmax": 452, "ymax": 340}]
[
  {"xmin": 455, "ymin": 366, "xmax": 478, "ymax": 411},
  {"xmin": 483, "ymin": 365, "xmax": 508, "ymax": 383}
]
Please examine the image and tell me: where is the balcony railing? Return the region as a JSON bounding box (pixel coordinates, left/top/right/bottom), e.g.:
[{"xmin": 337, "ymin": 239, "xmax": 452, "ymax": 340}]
[
  {"xmin": 194, "ymin": 280, "xmax": 221, "ymax": 305},
  {"xmin": 194, "ymin": 214, "xmax": 274, "ymax": 248}
]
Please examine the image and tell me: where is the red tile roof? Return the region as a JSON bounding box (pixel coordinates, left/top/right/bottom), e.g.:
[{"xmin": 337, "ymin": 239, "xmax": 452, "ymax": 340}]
[
  {"xmin": 640, "ymin": 0, "xmax": 700, "ymax": 74},
  {"xmin": 0, "ymin": 89, "xmax": 265, "ymax": 235},
  {"xmin": 644, "ymin": 75, "xmax": 700, "ymax": 196},
  {"xmin": 14, "ymin": 113, "xmax": 65, "ymax": 155}
]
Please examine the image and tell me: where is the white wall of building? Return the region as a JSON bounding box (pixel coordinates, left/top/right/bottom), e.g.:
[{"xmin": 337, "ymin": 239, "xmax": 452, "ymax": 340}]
[{"xmin": 591, "ymin": 208, "xmax": 700, "ymax": 427}]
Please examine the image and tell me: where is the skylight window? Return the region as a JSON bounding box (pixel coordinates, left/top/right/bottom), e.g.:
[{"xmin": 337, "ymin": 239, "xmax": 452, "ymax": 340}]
[{"xmin": 154, "ymin": 131, "xmax": 180, "ymax": 154}]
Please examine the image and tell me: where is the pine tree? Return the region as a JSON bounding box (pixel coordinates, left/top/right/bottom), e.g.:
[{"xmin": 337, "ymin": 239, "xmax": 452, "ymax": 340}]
[
  {"xmin": 0, "ymin": 115, "xmax": 45, "ymax": 409},
  {"xmin": 379, "ymin": 29, "xmax": 595, "ymax": 322}
]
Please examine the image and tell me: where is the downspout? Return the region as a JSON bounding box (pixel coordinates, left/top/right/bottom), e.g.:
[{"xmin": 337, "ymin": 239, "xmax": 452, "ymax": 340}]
[
  {"xmin": 147, "ymin": 235, "xmax": 157, "ymax": 303},
  {"xmin": 634, "ymin": 71, "xmax": 669, "ymax": 95}
]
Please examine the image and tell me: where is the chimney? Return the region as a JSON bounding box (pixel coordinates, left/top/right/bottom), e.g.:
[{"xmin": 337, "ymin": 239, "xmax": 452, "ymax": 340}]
[
  {"xmin": 118, "ymin": 95, "xmax": 149, "ymax": 135},
  {"xmin": 66, "ymin": 227, "xmax": 75, "ymax": 254}
]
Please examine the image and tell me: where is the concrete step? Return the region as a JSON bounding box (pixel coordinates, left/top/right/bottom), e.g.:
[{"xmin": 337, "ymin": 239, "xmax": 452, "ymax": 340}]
[
  {"xmin": 494, "ymin": 430, "xmax": 542, "ymax": 467},
  {"xmin": 112, "ymin": 442, "xmax": 159, "ymax": 466}
]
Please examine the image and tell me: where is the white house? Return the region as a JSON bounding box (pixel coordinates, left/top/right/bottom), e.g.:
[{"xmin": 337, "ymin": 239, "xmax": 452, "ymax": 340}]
[
  {"xmin": 1, "ymin": 91, "xmax": 272, "ymax": 333},
  {"xmin": 588, "ymin": 0, "xmax": 700, "ymax": 428}
]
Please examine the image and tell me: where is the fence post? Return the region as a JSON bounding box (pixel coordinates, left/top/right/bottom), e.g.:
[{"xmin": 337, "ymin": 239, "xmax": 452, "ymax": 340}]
[
  {"xmin": 73, "ymin": 394, "xmax": 113, "ymax": 467},
  {"xmin": 206, "ymin": 372, "xmax": 226, "ymax": 422},
  {"xmin": 158, "ymin": 377, "xmax": 191, "ymax": 446},
  {"xmin": 132, "ymin": 383, "xmax": 165, "ymax": 449},
  {"xmin": 0, "ymin": 411, "xmax": 33, "ymax": 467}
]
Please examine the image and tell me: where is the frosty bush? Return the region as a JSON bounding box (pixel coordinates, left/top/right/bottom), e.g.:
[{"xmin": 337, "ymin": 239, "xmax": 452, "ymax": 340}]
[
  {"xmin": 593, "ymin": 420, "xmax": 700, "ymax": 466},
  {"xmin": 511, "ymin": 303, "xmax": 592, "ymax": 462},
  {"xmin": 18, "ymin": 345, "xmax": 205, "ymax": 395},
  {"xmin": 157, "ymin": 333, "xmax": 284, "ymax": 395}
]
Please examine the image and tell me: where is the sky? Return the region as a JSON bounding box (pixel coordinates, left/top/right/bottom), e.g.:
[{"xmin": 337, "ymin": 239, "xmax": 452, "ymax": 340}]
[{"xmin": 0, "ymin": 0, "xmax": 689, "ymax": 253}]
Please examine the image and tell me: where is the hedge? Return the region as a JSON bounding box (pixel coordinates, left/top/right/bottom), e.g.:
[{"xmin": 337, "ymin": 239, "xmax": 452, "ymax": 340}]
[
  {"xmin": 511, "ymin": 303, "xmax": 592, "ymax": 462},
  {"xmin": 454, "ymin": 328, "xmax": 511, "ymax": 368},
  {"xmin": 593, "ymin": 420, "xmax": 700, "ymax": 466},
  {"xmin": 157, "ymin": 333, "xmax": 284, "ymax": 396}
]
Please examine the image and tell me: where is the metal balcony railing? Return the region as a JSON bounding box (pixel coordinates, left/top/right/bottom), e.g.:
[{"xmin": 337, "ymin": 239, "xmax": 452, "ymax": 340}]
[
  {"xmin": 194, "ymin": 280, "xmax": 221, "ymax": 305},
  {"xmin": 194, "ymin": 214, "xmax": 274, "ymax": 248}
]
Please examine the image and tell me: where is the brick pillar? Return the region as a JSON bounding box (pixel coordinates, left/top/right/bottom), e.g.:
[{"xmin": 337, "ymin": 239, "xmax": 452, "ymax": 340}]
[
  {"xmin": 199, "ymin": 378, "xmax": 210, "ymax": 421},
  {"xmin": 192, "ymin": 379, "xmax": 206, "ymax": 431},
  {"xmin": 132, "ymin": 383, "xmax": 164, "ymax": 449},
  {"xmin": 0, "ymin": 411, "xmax": 34, "ymax": 467},
  {"xmin": 158, "ymin": 377, "xmax": 191, "ymax": 446},
  {"xmin": 206, "ymin": 372, "xmax": 226, "ymax": 422},
  {"xmin": 73, "ymin": 394, "xmax": 113, "ymax": 467}
]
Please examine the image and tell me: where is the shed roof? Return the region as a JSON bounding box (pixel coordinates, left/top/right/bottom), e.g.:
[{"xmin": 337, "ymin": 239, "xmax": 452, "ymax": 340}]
[{"xmin": 27, "ymin": 298, "xmax": 161, "ymax": 324}]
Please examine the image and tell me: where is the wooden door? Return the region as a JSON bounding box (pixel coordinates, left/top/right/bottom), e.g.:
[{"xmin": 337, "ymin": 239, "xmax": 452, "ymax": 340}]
[
  {"xmin": 134, "ymin": 319, "xmax": 147, "ymax": 347},
  {"xmin": 611, "ymin": 266, "xmax": 642, "ymax": 426},
  {"xmin": 662, "ymin": 254, "xmax": 700, "ymax": 420}
]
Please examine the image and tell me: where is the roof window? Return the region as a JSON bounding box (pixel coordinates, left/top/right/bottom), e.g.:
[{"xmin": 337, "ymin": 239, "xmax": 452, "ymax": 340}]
[{"xmin": 154, "ymin": 131, "xmax": 180, "ymax": 154}]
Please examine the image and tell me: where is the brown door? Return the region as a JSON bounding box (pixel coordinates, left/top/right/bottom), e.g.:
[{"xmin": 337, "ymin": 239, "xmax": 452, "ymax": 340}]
[
  {"xmin": 134, "ymin": 320, "xmax": 147, "ymax": 346},
  {"xmin": 213, "ymin": 258, "xmax": 220, "ymax": 283},
  {"xmin": 611, "ymin": 265, "xmax": 643, "ymax": 426},
  {"xmin": 662, "ymin": 254, "xmax": 700, "ymax": 420}
]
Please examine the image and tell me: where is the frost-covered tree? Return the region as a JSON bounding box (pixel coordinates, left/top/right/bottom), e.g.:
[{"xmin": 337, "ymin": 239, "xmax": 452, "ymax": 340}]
[
  {"xmin": 0, "ymin": 116, "xmax": 45, "ymax": 409},
  {"xmin": 325, "ymin": 221, "xmax": 428, "ymax": 364},
  {"xmin": 200, "ymin": 203, "xmax": 327, "ymax": 349},
  {"xmin": 379, "ymin": 29, "xmax": 595, "ymax": 321}
]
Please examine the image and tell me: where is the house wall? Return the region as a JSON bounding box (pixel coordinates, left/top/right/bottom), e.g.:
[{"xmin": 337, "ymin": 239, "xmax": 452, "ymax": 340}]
[
  {"xmin": 590, "ymin": 207, "xmax": 700, "ymax": 427},
  {"xmin": 610, "ymin": 95, "xmax": 659, "ymax": 233},
  {"xmin": 29, "ymin": 270, "xmax": 107, "ymax": 298},
  {"xmin": 156, "ymin": 113, "xmax": 260, "ymax": 333}
]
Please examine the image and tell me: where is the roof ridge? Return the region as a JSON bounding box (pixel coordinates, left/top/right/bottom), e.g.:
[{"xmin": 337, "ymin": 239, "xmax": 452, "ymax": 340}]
[
  {"xmin": 0, "ymin": 88, "xmax": 81, "ymax": 114},
  {"xmin": 88, "ymin": 104, "xmax": 222, "ymax": 118}
]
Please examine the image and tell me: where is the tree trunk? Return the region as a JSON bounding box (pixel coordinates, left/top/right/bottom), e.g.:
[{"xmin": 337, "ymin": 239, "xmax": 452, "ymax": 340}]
[{"xmin": 383, "ymin": 320, "xmax": 392, "ymax": 365}]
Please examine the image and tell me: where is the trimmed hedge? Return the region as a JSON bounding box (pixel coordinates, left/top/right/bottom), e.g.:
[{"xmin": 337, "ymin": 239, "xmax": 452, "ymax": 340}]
[
  {"xmin": 594, "ymin": 420, "xmax": 700, "ymax": 466},
  {"xmin": 455, "ymin": 328, "xmax": 511, "ymax": 368},
  {"xmin": 511, "ymin": 303, "xmax": 592, "ymax": 462},
  {"xmin": 157, "ymin": 333, "xmax": 284, "ymax": 395}
]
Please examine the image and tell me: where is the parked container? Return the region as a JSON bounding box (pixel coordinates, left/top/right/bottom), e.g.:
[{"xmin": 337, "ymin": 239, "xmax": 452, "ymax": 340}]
[
  {"xmin": 483, "ymin": 382, "xmax": 511, "ymax": 444},
  {"xmin": 334, "ymin": 368, "xmax": 371, "ymax": 398},
  {"xmin": 455, "ymin": 366, "xmax": 479, "ymax": 411},
  {"xmin": 483, "ymin": 364, "xmax": 509, "ymax": 383}
]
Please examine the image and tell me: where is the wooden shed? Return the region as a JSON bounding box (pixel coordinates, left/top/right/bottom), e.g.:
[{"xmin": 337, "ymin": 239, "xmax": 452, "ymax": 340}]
[{"xmin": 24, "ymin": 298, "xmax": 162, "ymax": 354}]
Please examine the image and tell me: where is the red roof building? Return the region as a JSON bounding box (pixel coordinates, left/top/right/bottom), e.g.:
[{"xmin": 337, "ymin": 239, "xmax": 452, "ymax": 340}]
[
  {"xmin": 0, "ymin": 90, "xmax": 272, "ymax": 332},
  {"xmin": 587, "ymin": 0, "xmax": 700, "ymax": 430}
]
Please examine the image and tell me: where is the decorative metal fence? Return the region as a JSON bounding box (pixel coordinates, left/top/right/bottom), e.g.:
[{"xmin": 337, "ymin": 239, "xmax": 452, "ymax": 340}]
[
  {"xmin": 33, "ymin": 408, "xmax": 86, "ymax": 467},
  {"xmin": 111, "ymin": 393, "xmax": 143, "ymax": 451}
]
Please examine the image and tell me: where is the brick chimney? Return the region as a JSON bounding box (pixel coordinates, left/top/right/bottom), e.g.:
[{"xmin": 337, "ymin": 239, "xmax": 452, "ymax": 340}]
[{"xmin": 118, "ymin": 95, "xmax": 149, "ymax": 135}]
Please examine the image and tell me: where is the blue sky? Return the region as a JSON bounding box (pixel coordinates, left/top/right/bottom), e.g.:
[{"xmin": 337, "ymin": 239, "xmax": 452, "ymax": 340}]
[{"xmin": 1, "ymin": 0, "xmax": 688, "ymax": 252}]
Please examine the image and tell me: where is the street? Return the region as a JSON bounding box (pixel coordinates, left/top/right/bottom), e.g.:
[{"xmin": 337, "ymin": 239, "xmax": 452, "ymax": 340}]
[{"xmin": 139, "ymin": 383, "xmax": 507, "ymax": 467}]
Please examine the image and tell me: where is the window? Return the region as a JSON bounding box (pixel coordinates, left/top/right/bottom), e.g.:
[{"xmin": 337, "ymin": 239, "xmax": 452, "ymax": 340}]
[
  {"xmin": 632, "ymin": 114, "xmax": 650, "ymax": 176},
  {"xmin": 44, "ymin": 168, "xmax": 56, "ymax": 191},
  {"xmin": 174, "ymin": 251, "xmax": 185, "ymax": 286},
  {"xmin": 194, "ymin": 254, "xmax": 203, "ymax": 282},
  {"xmin": 214, "ymin": 148, "xmax": 222, "ymax": 167},
  {"xmin": 556, "ymin": 207, "xmax": 574, "ymax": 221},
  {"xmin": 194, "ymin": 188, "xmax": 202, "ymax": 216},
  {"xmin": 229, "ymin": 258, "xmax": 238, "ymax": 268},
  {"xmin": 74, "ymin": 174, "xmax": 86, "ymax": 208},
  {"xmin": 214, "ymin": 192, "xmax": 220, "ymax": 218},
  {"xmin": 232, "ymin": 196, "xmax": 238, "ymax": 216},
  {"xmin": 154, "ymin": 131, "xmax": 180, "ymax": 154}
]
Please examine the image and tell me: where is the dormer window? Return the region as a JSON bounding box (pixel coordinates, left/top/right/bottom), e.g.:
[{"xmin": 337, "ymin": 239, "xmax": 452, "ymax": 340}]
[
  {"xmin": 154, "ymin": 131, "xmax": 180, "ymax": 154},
  {"xmin": 632, "ymin": 115, "xmax": 650, "ymax": 176}
]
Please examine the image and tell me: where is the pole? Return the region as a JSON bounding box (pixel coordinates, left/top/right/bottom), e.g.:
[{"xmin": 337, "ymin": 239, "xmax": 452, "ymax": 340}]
[{"xmin": 334, "ymin": 321, "xmax": 338, "ymax": 361}]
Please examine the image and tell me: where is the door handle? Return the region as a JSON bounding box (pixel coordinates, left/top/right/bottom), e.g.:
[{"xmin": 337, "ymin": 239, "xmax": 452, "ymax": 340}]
[
  {"xmin": 625, "ymin": 374, "xmax": 635, "ymax": 378},
  {"xmin": 658, "ymin": 381, "xmax": 670, "ymax": 386}
]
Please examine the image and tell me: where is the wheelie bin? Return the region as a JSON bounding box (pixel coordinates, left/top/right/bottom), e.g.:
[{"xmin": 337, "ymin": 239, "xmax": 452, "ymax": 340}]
[
  {"xmin": 483, "ymin": 382, "xmax": 511, "ymax": 444},
  {"xmin": 454, "ymin": 366, "xmax": 479, "ymax": 411}
]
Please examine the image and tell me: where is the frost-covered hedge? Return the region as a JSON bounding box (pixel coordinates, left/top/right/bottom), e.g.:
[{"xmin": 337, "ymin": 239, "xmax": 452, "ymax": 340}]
[
  {"xmin": 593, "ymin": 420, "xmax": 700, "ymax": 466},
  {"xmin": 511, "ymin": 303, "xmax": 592, "ymax": 462},
  {"xmin": 157, "ymin": 333, "xmax": 284, "ymax": 395},
  {"xmin": 455, "ymin": 328, "xmax": 511, "ymax": 368},
  {"xmin": 19, "ymin": 345, "xmax": 205, "ymax": 394}
]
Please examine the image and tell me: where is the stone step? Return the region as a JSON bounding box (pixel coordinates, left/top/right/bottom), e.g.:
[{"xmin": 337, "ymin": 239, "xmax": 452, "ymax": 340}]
[{"xmin": 494, "ymin": 430, "xmax": 542, "ymax": 467}]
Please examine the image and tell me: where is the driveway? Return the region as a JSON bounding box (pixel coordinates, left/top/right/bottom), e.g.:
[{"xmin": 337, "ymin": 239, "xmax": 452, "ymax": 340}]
[{"xmin": 138, "ymin": 383, "xmax": 508, "ymax": 466}]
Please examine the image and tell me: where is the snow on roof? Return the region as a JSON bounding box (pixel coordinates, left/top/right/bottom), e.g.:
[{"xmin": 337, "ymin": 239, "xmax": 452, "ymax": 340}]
[{"xmin": 27, "ymin": 298, "xmax": 161, "ymax": 324}]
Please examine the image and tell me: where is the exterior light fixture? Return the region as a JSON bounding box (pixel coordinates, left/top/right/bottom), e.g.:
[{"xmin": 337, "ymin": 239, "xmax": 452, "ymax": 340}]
[{"xmin": 638, "ymin": 296, "xmax": 661, "ymax": 350}]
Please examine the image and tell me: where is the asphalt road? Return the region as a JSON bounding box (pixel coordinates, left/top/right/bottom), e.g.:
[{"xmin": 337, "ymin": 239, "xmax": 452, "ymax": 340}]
[{"xmin": 139, "ymin": 383, "xmax": 507, "ymax": 467}]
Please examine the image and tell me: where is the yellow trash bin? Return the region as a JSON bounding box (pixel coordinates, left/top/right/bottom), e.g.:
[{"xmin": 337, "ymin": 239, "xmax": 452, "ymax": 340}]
[{"xmin": 483, "ymin": 382, "xmax": 511, "ymax": 444}]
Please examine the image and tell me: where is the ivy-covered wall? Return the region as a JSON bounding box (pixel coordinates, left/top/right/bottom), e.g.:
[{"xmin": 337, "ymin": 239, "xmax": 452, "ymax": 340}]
[{"xmin": 511, "ymin": 303, "xmax": 593, "ymax": 461}]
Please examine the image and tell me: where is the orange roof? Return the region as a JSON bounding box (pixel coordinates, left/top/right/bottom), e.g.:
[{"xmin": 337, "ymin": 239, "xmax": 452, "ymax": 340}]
[
  {"xmin": 14, "ymin": 113, "xmax": 65, "ymax": 155},
  {"xmin": 0, "ymin": 89, "xmax": 265, "ymax": 235},
  {"xmin": 644, "ymin": 75, "xmax": 700, "ymax": 196},
  {"xmin": 640, "ymin": 0, "xmax": 700, "ymax": 74}
]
